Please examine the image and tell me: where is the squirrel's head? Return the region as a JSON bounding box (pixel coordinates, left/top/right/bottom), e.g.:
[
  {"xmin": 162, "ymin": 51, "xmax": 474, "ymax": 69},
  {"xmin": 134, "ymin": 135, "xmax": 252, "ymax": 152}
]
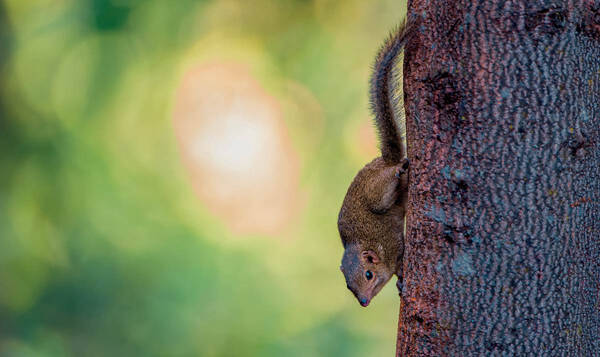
[
  {"xmin": 337, "ymin": 157, "xmax": 408, "ymax": 307},
  {"xmin": 340, "ymin": 244, "xmax": 393, "ymax": 307}
]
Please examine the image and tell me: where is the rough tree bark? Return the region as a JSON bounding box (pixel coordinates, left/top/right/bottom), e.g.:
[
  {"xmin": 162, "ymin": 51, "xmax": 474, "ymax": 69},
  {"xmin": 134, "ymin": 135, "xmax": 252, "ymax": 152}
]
[{"xmin": 398, "ymin": 1, "xmax": 600, "ymax": 355}]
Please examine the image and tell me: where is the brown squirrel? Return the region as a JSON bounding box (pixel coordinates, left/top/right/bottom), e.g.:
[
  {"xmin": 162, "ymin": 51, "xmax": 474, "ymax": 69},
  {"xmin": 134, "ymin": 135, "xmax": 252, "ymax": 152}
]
[{"xmin": 338, "ymin": 20, "xmax": 414, "ymax": 307}]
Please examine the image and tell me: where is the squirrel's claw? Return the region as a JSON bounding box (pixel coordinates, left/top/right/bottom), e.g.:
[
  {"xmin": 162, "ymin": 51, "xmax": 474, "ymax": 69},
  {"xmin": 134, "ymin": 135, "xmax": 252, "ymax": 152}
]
[
  {"xmin": 396, "ymin": 278, "xmax": 404, "ymax": 295},
  {"xmin": 395, "ymin": 158, "xmax": 410, "ymax": 178}
]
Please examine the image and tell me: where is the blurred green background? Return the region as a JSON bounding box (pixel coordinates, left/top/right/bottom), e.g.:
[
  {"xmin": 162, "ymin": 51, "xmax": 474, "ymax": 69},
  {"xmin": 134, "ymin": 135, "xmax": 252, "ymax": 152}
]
[{"xmin": 0, "ymin": 0, "xmax": 406, "ymax": 356}]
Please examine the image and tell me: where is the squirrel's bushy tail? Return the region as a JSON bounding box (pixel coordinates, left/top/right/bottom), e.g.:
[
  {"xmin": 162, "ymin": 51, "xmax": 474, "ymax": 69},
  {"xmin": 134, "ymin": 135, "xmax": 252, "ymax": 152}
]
[{"xmin": 370, "ymin": 20, "xmax": 415, "ymax": 164}]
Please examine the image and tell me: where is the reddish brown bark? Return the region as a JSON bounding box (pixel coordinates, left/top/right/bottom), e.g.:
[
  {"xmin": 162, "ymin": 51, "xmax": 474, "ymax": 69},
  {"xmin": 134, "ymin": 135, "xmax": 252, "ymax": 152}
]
[{"xmin": 398, "ymin": 1, "xmax": 600, "ymax": 355}]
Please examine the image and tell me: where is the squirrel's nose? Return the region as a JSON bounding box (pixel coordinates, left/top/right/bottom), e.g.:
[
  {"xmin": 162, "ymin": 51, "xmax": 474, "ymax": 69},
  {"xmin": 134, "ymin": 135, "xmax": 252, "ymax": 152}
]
[{"xmin": 360, "ymin": 298, "xmax": 369, "ymax": 307}]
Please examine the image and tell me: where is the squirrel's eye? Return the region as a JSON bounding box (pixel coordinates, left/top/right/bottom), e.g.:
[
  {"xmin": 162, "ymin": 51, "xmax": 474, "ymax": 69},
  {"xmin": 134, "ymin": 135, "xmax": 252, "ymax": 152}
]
[{"xmin": 365, "ymin": 271, "xmax": 373, "ymax": 280}]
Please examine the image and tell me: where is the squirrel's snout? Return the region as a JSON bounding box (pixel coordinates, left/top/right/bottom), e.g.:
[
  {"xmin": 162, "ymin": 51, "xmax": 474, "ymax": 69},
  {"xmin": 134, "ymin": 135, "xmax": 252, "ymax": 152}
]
[{"xmin": 359, "ymin": 298, "xmax": 370, "ymax": 307}]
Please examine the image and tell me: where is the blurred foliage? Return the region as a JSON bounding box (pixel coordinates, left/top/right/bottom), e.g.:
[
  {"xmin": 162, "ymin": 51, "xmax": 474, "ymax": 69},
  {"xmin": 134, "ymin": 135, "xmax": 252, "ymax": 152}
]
[{"xmin": 0, "ymin": 0, "xmax": 407, "ymax": 356}]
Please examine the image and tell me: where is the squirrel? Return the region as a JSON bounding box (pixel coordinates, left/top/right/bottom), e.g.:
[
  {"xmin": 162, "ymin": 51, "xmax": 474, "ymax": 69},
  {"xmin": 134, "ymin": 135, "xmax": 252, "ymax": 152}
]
[{"xmin": 338, "ymin": 20, "xmax": 414, "ymax": 307}]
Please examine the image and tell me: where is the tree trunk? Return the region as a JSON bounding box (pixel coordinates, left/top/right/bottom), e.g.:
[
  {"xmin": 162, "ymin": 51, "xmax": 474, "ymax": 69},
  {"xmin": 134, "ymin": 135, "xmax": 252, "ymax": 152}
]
[{"xmin": 398, "ymin": 1, "xmax": 600, "ymax": 355}]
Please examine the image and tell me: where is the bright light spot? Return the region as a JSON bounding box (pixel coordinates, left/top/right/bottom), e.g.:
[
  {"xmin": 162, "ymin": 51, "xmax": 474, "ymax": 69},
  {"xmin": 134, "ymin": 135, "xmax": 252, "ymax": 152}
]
[
  {"xmin": 190, "ymin": 111, "xmax": 271, "ymax": 177},
  {"xmin": 173, "ymin": 62, "xmax": 300, "ymax": 237}
]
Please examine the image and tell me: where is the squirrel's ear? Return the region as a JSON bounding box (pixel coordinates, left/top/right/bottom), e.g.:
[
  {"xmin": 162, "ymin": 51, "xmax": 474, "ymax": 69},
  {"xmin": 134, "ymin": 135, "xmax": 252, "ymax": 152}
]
[
  {"xmin": 361, "ymin": 250, "xmax": 380, "ymax": 264},
  {"xmin": 366, "ymin": 163, "xmax": 405, "ymax": 213}
]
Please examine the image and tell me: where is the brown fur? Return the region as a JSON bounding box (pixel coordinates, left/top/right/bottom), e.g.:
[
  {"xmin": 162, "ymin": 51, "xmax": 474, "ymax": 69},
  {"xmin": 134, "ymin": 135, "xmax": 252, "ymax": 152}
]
[
  {"xmin": 338, "ymin": 21, "xmax": 415, "ymax": 307},
  {"xmin": 338, "ymin": 157, "xmax": 408, "ymax": 306}
]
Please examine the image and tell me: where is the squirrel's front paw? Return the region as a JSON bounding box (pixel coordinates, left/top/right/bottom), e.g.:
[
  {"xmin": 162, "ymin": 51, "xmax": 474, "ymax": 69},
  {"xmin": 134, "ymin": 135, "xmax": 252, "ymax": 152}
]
[
  {"xmin": 396, "ymin": 278, "xmax": 404, "ymax": 295},
  {"xmin": 395, "ymin": 158, "xmax": 410, "ymax": 178}
]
